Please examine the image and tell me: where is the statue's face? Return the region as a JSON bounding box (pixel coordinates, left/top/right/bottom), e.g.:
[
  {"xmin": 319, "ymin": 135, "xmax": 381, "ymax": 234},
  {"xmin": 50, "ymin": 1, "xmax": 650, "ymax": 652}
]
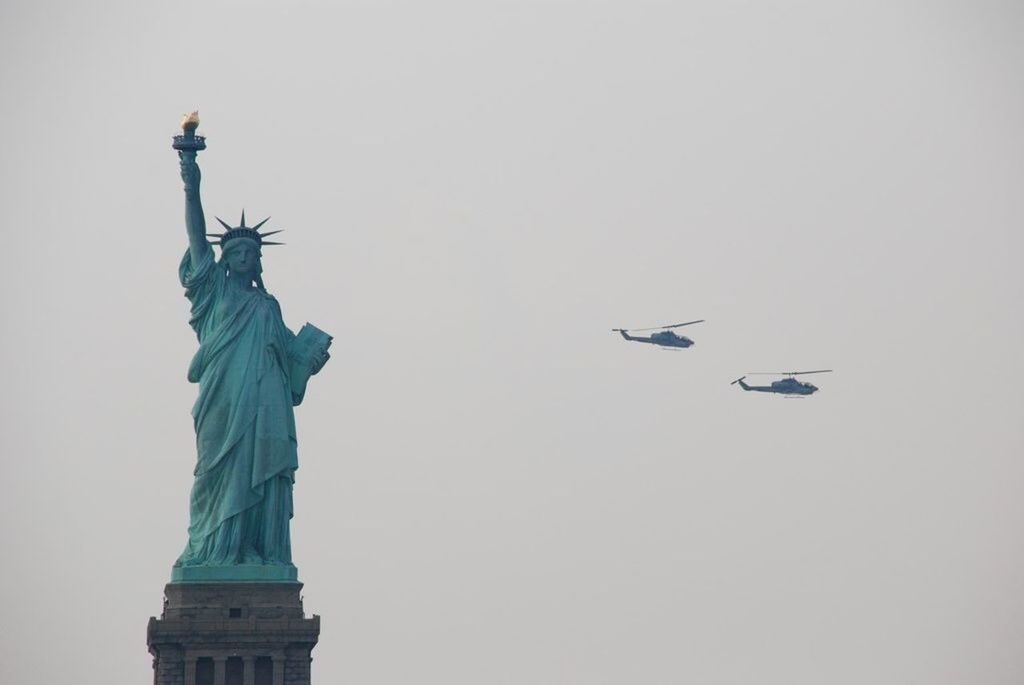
[{"xmin": 223, "ymin": 241, "xmax": 262, "ymax": 275}]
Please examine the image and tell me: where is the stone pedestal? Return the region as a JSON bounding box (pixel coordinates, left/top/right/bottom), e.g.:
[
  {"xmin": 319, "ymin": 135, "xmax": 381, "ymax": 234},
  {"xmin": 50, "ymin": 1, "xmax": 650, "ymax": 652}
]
[{"xmin": 147, "ymin": 583, "xmax": 320, "ymax": 685}]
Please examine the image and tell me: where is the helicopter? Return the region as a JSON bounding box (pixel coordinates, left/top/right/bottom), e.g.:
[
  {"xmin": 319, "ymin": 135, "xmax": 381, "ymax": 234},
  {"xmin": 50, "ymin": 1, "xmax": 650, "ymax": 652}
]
[
  {"xmin": 730, "ymin": 370, "xmax": 832, "ymax": 396},
  {"xmin": 612, "ymin": 320, "xmax": 705, "ymax": 349}
]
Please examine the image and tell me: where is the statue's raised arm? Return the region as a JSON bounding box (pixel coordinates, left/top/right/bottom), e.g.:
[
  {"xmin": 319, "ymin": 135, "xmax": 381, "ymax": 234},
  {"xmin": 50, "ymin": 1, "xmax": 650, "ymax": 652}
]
[
  {"xmin": 173, "ymin": 112, "xmax": 212, "ymax": 267},
  {"xmin": 180, "ymin": 155, "xmax": 213, "ymax": 265}
]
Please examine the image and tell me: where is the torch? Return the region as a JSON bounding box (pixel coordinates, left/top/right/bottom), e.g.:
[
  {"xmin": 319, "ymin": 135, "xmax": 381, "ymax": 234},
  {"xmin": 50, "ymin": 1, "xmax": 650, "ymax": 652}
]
[{"xmin": 172, "ymin": 111, "xmax": 206, "ymax": 160}]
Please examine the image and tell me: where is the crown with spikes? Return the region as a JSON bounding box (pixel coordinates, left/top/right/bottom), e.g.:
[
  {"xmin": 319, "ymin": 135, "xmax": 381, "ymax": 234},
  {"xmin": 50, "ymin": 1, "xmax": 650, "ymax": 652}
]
[{"xmin": 207, "ymin": 210, "xmax": 285, "ymax": 247}]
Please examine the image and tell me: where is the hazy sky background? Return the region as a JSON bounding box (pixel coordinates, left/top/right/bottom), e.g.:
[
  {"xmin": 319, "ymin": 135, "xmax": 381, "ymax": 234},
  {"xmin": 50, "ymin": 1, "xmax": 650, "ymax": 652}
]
[{"xmin": 1, "ymin": 1, "xmax": 1022, "ymax": 683}]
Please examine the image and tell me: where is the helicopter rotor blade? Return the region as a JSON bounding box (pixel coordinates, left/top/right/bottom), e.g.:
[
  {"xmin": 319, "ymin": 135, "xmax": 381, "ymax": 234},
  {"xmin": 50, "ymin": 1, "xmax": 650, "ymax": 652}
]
[
  {"xmin": 664, "ymin": 319, "xmax": 705, "ymax": 329},
  {"xmin": 622, "ymin": 319, "xmax": 705, "ymax": 332},
  {"xmin": 747, "ymin": 369, "xmax": 833, "ymax": 377}
]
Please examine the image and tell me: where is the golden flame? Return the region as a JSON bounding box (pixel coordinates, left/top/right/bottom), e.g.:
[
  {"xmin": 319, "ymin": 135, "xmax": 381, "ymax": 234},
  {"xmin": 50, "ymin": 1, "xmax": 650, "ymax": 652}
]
[{"xmin": 180, "ymin": 111, "xmax": 200, "ymax": 131}]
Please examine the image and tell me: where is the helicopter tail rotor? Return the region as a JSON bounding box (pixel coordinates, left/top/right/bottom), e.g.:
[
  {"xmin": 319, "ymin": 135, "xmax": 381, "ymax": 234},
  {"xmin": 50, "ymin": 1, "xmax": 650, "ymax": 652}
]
[{"xmin": 730, "ymin": 376, "xmax": 752, "ymax": 391}]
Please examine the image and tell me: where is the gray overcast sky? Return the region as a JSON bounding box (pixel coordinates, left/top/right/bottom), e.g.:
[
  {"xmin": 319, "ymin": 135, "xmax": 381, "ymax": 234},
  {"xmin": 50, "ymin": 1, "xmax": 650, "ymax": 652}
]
[{"xmin": 1, "ymin": 1, "xmax": 1023, "ymax": 683}]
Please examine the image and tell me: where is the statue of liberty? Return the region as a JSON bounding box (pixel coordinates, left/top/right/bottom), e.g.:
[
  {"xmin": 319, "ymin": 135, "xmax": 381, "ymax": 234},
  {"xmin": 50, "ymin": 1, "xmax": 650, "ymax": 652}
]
[{"xmin": 170, "ymin": 113, "xmax": 331, "ymax": 582}]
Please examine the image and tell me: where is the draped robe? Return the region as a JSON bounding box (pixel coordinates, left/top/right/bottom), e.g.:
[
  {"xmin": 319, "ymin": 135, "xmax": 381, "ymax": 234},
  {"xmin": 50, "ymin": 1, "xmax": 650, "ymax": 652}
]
[{"xmin": 175, "ymin": 246, "xmax": 299, "ymax": 567}]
